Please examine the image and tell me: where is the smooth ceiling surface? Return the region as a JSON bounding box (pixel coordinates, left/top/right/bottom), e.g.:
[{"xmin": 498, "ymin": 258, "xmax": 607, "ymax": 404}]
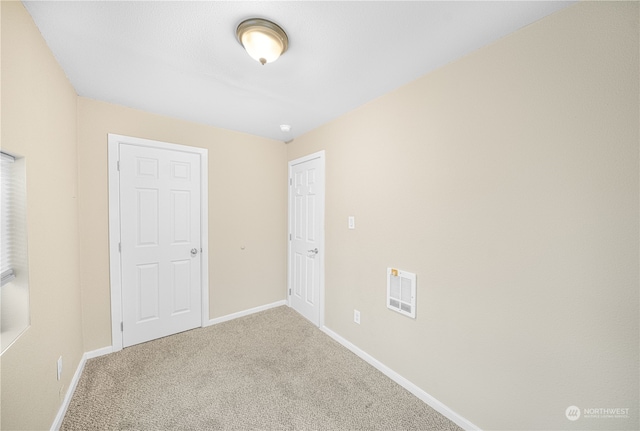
[{"xmin": 23, "ymin": 1, "xmax": 574, "ymax": 142}]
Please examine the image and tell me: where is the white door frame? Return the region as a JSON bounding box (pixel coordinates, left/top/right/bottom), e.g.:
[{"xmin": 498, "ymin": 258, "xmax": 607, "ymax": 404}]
[
  {"xmin": 108, "ymin": 134, "xmax": 209, "ymax": 352},
  {"xmin": 287, "ymin": 150, "xmax": 325, "ymax": 328}
]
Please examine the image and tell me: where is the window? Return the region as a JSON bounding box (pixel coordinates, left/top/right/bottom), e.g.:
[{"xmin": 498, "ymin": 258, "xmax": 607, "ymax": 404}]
[
  {"xmin": 1, "ymin": 152, "xmax": 17, "ymax": 285},
  {"xmin": 1, "ymin": 150, "xmax": 30, "ymax": 354}
]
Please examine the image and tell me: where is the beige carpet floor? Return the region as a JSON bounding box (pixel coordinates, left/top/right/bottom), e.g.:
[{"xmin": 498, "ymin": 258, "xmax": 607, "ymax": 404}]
[{"xmin": 61, "ymin": 306, "xmax": 462, "ymax": 430}]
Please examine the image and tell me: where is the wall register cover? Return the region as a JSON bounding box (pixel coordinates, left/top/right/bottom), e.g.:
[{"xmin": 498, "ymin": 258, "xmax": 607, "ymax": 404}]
[{"xmin": 387, "ymin": 268, "xmax": 416, "ymax": 318}]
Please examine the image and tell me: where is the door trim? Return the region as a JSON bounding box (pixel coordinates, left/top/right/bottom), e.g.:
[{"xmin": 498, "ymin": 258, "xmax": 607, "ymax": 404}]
[
  {"xmin": 287, "ymin": 150, "xmax": 325, "ymax": 327},
  {"xmin": 107, "ymin": 134, "xmax": 209, "ymax": 352}
]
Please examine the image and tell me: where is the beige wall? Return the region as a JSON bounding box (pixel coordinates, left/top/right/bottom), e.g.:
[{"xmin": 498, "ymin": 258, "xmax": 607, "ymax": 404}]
[
  {"xmin": 288, "ymin": 2, "xmax": 639, "ymax": 430},
  {"xmin": 77, "ymin": 98, "xmax": 288, "ymax": 351},
  {"xmin": 1, "ymin": 2, "xmax": 84, "ymax": 429}
]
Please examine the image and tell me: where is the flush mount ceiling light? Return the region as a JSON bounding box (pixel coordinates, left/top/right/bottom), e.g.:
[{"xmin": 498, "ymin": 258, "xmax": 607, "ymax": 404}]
[{"xmin": 236, "ymin": 18, "xmax": 288, "ymax": 65}]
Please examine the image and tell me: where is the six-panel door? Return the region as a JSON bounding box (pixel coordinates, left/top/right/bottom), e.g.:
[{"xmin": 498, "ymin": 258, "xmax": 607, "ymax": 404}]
[
  {"xmin": 290, "ymin": 156, "xmax": 323, "ymax": 326},
  {"xmin": 119, "ymin": 144, "xmax": 202, "ymax": 347}
]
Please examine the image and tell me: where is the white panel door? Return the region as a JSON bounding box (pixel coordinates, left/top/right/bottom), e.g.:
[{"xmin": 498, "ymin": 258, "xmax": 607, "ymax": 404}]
[
  {"xmin": 289, "ymin": 153, "xmax": 324, "ymax": 326},
  {"xmin": 119, "ymin": 143, "xmax": 201, "ymax": 347}
]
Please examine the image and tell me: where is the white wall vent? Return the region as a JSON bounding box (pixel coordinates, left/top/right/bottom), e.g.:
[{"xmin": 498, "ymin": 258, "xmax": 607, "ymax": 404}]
[{"xmin": 387, "ymin": 268, "xmax": 416, "ymax": 318}]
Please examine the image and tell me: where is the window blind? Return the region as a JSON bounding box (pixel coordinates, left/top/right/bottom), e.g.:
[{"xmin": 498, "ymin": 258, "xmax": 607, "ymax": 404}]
[{"xmin": 1, "ymin": 151, "xmax": 16, "ymax": 286}]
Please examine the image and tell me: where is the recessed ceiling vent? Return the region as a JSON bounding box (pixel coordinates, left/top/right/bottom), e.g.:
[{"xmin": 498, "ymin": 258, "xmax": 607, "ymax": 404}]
[{"xmin": 387, "ymin": 268, "xmax": 416, "ymax": 318}]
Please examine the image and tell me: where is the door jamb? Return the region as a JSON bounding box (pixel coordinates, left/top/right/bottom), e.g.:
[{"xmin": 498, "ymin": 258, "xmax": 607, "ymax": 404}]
[
  {"xmin": 287, "ymin": 150, "xmax": 325, "ymax": 328},
  {"xmin": 107, "ymin": 134, "xmax": 209, "ymax": 352}
]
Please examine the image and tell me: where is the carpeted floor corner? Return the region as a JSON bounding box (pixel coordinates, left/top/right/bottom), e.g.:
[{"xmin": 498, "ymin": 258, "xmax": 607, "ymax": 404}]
[{"xmin": 61, "ymin": 306, "xmax": 462, "ymax": 430}]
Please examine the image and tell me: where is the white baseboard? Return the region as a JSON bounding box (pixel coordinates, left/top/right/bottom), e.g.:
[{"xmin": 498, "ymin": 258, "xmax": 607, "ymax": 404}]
[
  {"xmin": 320, "ymin": 326, "xmax": 480, "ymax": 431},
  {"xmin": 84, "ymin": 345, "xmax": 114, "ymax": 360},
  {"xmin": 50, "ymin": 346, "xmax": 113, "ymax": 431},
  {"xmin": 205, "ymin": 300, "xmax": 286, "ymax": 326}
]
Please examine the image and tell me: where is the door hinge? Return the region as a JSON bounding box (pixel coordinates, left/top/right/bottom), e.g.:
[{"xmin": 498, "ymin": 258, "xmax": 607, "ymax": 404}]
[
  {"xmin": 289, "ymin": 178, "xmax": 292, "ymax": 186},
  {"xmin": 289, "ymin": 234, "xmax": 291, "ymax": 241},
  {"xmin": 118, "ymin": 242, "xmax": 121, "ymax": 252},
  {"xmin": 117, "ymin": 160, "xmax": 120, "ymax": 171},
  {"xmin": 289, "ymin": 288, "xmax": 291, "ymax": 295},
  {"xmin": 120, "ymin": 322, "xmax": 123, "ymax": 332}
]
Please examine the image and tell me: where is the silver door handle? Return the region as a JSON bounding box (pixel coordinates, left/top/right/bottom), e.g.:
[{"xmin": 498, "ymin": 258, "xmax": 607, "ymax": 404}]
[
  {"xmin": 191, "ymin": 248, "xmax": 198, "ymax": 256},
  {"xmin": 308, "ymin": 248, "xmax": 318, "ymax": 254}
]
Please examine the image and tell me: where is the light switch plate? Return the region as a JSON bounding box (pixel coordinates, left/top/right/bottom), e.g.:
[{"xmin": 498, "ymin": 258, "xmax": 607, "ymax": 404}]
[{"xmin": 348, "ymin": 216, "xmax": 355, "ymax": 229}]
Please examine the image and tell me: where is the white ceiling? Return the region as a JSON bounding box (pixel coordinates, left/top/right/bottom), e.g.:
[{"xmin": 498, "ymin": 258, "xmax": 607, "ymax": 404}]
[{"xmin": 23, "ymin": 1, "xmax": 575, "ymax": 142}]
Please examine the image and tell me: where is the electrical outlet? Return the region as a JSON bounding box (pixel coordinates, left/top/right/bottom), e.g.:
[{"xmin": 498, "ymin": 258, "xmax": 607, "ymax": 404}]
[
  {"xmin": 354, "ymin": 309, "xmax": 360, "ymax": 324},
  {"xmin": 57, "ymin": 356, "xmax": 62, "ymax": 381},
  {"xmin": 348, "ymin": 216, "xmax": 355, "ymax": 230}
]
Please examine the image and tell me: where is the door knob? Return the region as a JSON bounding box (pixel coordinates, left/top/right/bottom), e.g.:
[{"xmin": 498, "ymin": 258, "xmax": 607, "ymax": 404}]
[
  {"xmin": 308, "ymin": 248, "xmax": 318, "ymax": 254},
  {"xmin": 191, "ymin": 248, "xmax": 198, "ymax": 257}
]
